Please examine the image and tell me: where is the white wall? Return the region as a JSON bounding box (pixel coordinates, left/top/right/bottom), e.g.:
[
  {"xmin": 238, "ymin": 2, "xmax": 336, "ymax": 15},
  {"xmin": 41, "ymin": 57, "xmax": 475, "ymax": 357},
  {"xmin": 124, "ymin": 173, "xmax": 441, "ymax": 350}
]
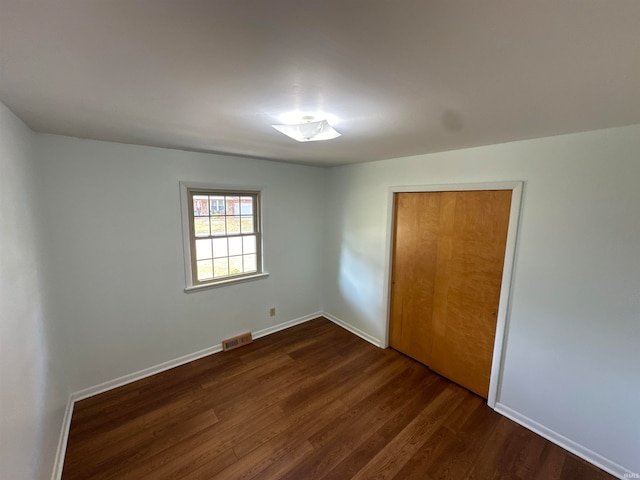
[
  {"xmin": 0, "ymin": 103, "xmax": 67, "ymax": 478},
  {"xmin": 323, "ymin": 125, "xmax": 640, "ymax": 475},
  {"xmin": 37, "ymin": 135, "xmax": 325, "ymax": 392}
]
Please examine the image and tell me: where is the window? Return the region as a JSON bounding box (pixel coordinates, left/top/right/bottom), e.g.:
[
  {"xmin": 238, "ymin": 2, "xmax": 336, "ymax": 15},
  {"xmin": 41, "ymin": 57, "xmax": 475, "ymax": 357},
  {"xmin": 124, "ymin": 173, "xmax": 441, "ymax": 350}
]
[{"xmin": 181, "ymin": 184, "xmax": 266, "ymax": 290}]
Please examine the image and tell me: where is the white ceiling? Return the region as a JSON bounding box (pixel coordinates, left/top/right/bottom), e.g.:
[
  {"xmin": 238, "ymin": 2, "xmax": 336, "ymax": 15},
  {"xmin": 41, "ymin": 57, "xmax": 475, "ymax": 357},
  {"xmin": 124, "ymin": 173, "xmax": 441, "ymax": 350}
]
[{"xmin": 1, "ymin": 1, "xmax": 639, "ymax": 167}]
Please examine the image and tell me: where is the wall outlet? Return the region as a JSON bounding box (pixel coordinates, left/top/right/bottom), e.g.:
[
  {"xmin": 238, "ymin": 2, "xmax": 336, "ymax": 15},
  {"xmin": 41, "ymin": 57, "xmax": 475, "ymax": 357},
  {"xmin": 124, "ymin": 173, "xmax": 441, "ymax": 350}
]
[{"xmin": 269, "ymin": 307, "xmax": 276, "ymax": 317}]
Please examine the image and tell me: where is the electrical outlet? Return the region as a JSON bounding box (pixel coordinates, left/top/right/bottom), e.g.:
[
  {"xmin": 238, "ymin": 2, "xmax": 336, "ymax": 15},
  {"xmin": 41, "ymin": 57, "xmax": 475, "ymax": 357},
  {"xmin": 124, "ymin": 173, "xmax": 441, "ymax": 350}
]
[{"xmin": 269, "ymin": 307, "xmax": 276, "ymax": 317}]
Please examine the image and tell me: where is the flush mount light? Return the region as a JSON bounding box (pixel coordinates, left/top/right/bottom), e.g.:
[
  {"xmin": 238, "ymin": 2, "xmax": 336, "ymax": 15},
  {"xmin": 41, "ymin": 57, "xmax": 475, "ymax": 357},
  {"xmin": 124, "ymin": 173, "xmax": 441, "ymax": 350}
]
[{"xmin": 272, "ymin": 115, "xmax": 341, "ymax": 142}]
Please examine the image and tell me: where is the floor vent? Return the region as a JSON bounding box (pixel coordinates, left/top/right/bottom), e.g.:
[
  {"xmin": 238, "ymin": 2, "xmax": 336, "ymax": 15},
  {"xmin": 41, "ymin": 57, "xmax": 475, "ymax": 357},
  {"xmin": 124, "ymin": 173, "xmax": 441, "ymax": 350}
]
[{"xmin": 222, "ymin": 332, "xmax": 253, "ymax": 352}]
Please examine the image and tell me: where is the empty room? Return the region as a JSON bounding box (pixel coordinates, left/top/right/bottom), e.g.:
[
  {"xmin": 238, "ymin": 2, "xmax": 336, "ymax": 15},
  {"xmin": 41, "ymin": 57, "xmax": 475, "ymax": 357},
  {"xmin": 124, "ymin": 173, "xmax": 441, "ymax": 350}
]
[{"xmin": 1, "ymin": 1, "xmax": 639, "ymax": 479}]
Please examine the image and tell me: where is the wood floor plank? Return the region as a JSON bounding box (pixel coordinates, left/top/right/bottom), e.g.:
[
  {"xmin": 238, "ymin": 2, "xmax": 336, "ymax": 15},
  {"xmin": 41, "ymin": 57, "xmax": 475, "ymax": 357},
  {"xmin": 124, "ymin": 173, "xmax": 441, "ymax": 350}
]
[
  {"xmin": 61, "ymin": 317, "xmax": 616, "ymax": 480},
  {"xmin": 390, "ymin": 425, "xmax": 456, "ymax": 480},
  {"xmin": 322, "ymin": 377, "xmax": 450, "ymax": 480},
  {"xmin": 278, "ymin": 367, "xmax": 432, "ymax": 480},
  {"xmin": 349, "ymin": 385, "xmax": 465, "ymax": 480},
  {"xmin": 532, "ymin": 444, "xmax": 566, "ymax": 480},
  {"xmin": 210, "ymin": 399, "xmax": 348, "ymax": 480},
  {"xmin": 506, "ymin": 426, "xmax": 548, "ymax": 479},
  {"xmin": 104, "ymin": 403, "xmax": 284, "ymax": 480},
  {"xmin": 560, "ymin": 455, "xmax": 615, "ymax": 480},
  {"xmin": 63, "ymin": 408, "xmax": 220, "ymax": 478},
  {"xmin": 66, "ymin": 384, "xmax": 213, "ymax": 459},
  {"xmin": 463, "ymin": 415, "xmax": 514, "ymax": 480},
  {"xmin": 425, "ymin": 399, "xmax": 502, "ymax": 480}
]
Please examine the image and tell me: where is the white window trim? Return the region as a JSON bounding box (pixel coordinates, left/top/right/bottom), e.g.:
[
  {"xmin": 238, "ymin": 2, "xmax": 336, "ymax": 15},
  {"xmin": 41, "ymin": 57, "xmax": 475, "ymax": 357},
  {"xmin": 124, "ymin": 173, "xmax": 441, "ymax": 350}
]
[{"xmin": 179, "ymin": 181, "xmax": 269, "ymax": 293}]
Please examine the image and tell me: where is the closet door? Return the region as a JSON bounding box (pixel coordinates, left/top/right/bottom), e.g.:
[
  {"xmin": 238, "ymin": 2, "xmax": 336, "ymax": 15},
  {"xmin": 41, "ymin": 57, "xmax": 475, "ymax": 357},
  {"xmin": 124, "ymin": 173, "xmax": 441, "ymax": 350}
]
[{"xmin": 389, "ymin": 190, "xmax": 512, "ymax": 398}]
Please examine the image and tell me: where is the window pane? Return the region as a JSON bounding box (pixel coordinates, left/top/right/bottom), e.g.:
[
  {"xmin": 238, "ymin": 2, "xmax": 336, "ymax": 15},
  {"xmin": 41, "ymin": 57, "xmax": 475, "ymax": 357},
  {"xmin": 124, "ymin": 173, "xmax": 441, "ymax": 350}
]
[
  {"xmin": 210, "ymin": 196, "xmax": 225, "ymax": 215},
  {"xmin": 240, "ymin": 216, "xmax": 254, "ymax": 233},
  {"xmin": 211, "ymin": 216, "xmax": 226, "ymax": 235},
  {"xmin": 213, "ymin": 257, "xmax": 228, "ymax": 278},
  {"xmin": 193, "ymin": 196, "xmax": 209, "ymax": 216},
  {"xmin": 195, "ymin": 239, "xmax": 212, "ymax": 260},
  {"xmin": 186, "ymin": 189, "xmax": 261, "ymax": 286},
  {"xmin": 243, "ymin": 254, "xmax": 257, "ymax": 272},
  {"xmin": 229, "ymin": 256, "xmax": 243, "ymax": 275},
  {"xmin": 197, "ymin": 259, "xmax": 213, "ymax": 280},
  {"xmin": 212, "ymin": 237, "xmax": 228, "ymax": 258},
  {"xmin": 226, "ymin": 216, "xmax": 241, "ymax": 235},
  {"xmin": 194, "ymin": 217, "xmax": 210, "ymax": 237},
  {"xmin": 240, "ymin": 197, "xmax": 254, "ymax": 215},
  {"xmin": 228, "ymin": 236, "xmax": 242, "ymax": 256},
  {"xmin": 225, "ymin": 196, "xmax": 240, "ymax": 215},
  {"xmin": 243, "ymin": 235, "xmax": 256, "ymax": 254}
]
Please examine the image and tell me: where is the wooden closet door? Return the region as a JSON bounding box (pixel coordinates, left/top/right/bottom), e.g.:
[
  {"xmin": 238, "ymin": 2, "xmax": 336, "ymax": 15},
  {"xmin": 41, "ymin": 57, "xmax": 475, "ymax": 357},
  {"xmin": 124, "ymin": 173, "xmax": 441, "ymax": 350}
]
[{"xmin": 389, "ymin": 190, "xmax": 512, "ymax": 398}]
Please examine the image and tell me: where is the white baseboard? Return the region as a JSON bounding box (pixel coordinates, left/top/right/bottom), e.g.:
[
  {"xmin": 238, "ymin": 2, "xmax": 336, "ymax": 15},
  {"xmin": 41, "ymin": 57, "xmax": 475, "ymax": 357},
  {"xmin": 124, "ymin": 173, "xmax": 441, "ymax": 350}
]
[
  {"xmin": 494, "ymin": 403, "xmax": 634, "ymax": 480},
  {"xmin": 72, "ymin": 344, "xmax": 224, "ymax": 402},
  {"xmin": 253, "ymin": 312, "xmax": 323, "ymax": 340},
  {"xmin": 321, "ymin": 311, "xmax": 383, "ymax": 347},
  {"xmin": 50, "ymin": 395, "xmax": 74, "ymax": 480},
  {"xmin": 71, "ymin": 312, "xmax": 323, "ymax": 402},
  {"xmin": 50, "ymin": 311, "xmax": 322, "ymax": 480}
]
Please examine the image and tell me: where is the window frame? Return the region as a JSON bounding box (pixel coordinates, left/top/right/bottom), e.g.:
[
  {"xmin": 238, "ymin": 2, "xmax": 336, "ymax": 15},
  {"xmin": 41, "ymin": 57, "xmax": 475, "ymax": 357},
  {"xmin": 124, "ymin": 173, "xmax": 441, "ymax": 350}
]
[{"xmin": 180, "ymin": 182, "xmax": 268, "ymax": 292}]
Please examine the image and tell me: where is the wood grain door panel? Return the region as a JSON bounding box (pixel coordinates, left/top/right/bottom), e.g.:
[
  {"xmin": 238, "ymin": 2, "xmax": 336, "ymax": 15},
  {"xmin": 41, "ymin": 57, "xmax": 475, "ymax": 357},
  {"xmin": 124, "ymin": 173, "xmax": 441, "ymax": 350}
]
[
  {"xmin": 390, "ymin": 190, "xmax": 512, "ymax": 398},
  {"xmin": 389, "ymin": 192, "xmax": 441, "ymax": 366}
]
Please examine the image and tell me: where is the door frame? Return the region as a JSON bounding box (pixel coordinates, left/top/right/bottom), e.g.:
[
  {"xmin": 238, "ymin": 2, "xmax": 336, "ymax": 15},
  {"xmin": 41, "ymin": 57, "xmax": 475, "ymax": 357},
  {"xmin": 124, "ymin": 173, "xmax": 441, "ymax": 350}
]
[{"xmin": 382, "ymin": 181, "xmax": 524, "ymax": 408}]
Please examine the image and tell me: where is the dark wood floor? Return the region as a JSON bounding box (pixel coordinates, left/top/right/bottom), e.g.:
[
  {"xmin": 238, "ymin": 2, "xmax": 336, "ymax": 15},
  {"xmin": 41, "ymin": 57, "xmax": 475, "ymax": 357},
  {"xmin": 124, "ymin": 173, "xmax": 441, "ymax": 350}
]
[{"xmin": 62, "ymin": 317, "xmax": 614, "ymax": 480}]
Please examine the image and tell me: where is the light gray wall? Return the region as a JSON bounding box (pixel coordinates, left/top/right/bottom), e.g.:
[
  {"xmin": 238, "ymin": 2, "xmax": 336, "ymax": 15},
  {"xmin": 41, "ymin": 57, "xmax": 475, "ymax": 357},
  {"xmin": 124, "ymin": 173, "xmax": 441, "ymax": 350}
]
[
  {"xmin": 322, "ymin": 124, "xmax": 640, "ymax": 474},
  {"xmin": 0, "ymin": 103, "xmax": 67, "ymax": 478},
  {"xmin": 37, "ymin": 135, "xmax": 325, "ymax": 392}
]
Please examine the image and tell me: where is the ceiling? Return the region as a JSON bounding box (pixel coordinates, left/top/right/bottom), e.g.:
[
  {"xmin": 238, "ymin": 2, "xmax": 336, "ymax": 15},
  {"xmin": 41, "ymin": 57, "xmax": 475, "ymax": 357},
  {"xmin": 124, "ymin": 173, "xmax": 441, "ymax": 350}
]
[{"xmin": 1, "ymin": 1, "xmax": 639, "ymax": 167}]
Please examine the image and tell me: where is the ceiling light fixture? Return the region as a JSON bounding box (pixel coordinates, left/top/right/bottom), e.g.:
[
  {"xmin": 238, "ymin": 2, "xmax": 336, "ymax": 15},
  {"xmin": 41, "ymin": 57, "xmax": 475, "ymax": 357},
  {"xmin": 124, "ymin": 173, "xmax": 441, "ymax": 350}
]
[{"xmin": 272, "ymin": 115, "xmax": 341, "ymax": 142}]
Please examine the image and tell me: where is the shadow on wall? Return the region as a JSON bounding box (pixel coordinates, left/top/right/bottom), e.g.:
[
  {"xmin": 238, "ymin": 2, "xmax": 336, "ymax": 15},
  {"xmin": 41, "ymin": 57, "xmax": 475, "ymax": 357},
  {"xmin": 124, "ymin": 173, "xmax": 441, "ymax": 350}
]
[{"xmin": 329, "ymin": 185, "xmax": 389, "ymax": 342}]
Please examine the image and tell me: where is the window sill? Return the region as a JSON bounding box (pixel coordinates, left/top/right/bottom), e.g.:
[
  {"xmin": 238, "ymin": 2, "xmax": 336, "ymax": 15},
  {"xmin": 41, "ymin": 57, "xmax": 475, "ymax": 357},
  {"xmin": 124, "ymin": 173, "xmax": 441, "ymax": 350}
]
[{"xmin": 184, "ymin": 272, "xmax": 269, "ymax": 293}]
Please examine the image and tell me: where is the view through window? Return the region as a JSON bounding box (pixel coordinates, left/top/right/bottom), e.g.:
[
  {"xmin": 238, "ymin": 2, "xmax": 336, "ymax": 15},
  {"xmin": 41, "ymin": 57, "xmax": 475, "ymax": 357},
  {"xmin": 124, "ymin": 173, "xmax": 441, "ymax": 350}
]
[{"xmin": 188, "ymin": 189, "xmax": 261, "ymax": 284}]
